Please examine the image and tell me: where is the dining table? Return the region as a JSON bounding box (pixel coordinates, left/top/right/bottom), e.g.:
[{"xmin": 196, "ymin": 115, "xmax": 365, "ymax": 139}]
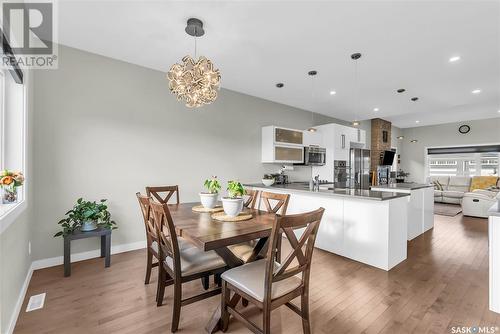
[{"xmin": 167, "ymin": 202, "xmax": 277, "ymax": 333}]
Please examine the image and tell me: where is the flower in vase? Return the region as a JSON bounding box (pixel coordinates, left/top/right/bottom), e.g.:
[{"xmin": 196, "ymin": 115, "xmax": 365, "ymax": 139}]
[{"xmin": 1, "ymin": 176, "xmax": 14, "ymax": 186}]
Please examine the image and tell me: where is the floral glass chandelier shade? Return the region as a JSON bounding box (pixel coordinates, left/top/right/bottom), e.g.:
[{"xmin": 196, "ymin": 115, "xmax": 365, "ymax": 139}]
[
  {"xmin": 167, "ymin": 55, "xmax": 221, "ymax": 108},
  {"xmin": 167, "ymin": 18, "xmax": 221, "ymax": 108}
]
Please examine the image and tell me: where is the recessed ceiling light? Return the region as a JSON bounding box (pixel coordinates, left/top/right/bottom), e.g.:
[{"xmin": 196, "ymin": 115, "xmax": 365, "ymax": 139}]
[
  {"xmin": 415, "ymin": 120, "xmax": 420, "ymax": 123},
  {"xmin": 472, "ymin": 89, "xmax": 481, "ymax": 94},
  {"xmin": 411, "ymin": 97, "xmax": 419, "ymax": 101},
  {"xmin": 397, "ymin": 88, "xmax": 406, "ymax": 93},
  {"xmin": 330, "ymin": 90, "xmax": 336, "ymax": 95},
  {"xmin": 352, "ymin": 121, "xmax": 360, "ymax": 126},
  {"xmin": 373, "ymin": 107, "xmax": 379, "ymax": 112},
  {"xmin": 498, "ymin": 109, "xmax": 500, "ymax": 113},
  {"xmin": 449, "ymin": 56, "xmax": 461, "ymax": 62},
  {"xmin": 276, "ymin": 83, "xmax": 284, "ymax": 88},
  {"xmin": 410, "ymin": 139, "xmax": 418, "ymax": 143},
  {"xmin": 397, "ymin": 136, "xmax": 404, "ymax": 140}
]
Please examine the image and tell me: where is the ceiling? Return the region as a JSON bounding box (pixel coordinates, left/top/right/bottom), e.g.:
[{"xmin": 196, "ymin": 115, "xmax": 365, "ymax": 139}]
[{"xmin": 54, "ymin": 1, "xmax": 500, "ymax": 128}]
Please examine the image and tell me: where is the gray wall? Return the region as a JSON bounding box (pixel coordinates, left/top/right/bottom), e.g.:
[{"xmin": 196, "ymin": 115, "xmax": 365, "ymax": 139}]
[
  {"xmin": 400, "ymin": 117, "xmax": 500, "ymax": 182},
  {"xmin": 31, "ymin": 45, "xmax": 339, "ymax": 260},
  {"xmin": 0, "ymin": 72, "xmax": 34, "ymax": 334}
]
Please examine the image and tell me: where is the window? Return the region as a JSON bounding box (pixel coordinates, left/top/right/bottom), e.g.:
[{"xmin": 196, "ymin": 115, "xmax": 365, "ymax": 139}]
[
  {"xmin": 428, "ymin": 153, "xmax": 499, "ymax": 177},
  {"xmin": 0, "ymin": 69, "xmax": 27, "ymax": 221}
]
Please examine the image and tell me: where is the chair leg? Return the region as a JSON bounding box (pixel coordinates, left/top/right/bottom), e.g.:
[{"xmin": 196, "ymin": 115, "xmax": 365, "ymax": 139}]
[
  {"xmin": 156, "ymin": 267, "xmax": 166, "ymax": 306},
  {"xmin": 145, "ymin": 249, "xmax": 153, "ymax": 284},
  {"xmin": 214, "ymin": 273, "xmax": 222, "ymax": 287},
  {"xmin": 171, "ymin": 280, "xmax": 182, "ymax": 332},
  {"xmin": 221, "ymin": 281, "xmax": 230, "ymax": 332},
  {"xmin": 201, "ymin": 275, "xmax": 209, "ymax": 290},
  {"xmin": 301, "ymin": 293, "xmax": 311, "ymax": 334},
  {"xmin": 263, "ymin": 306, "xmax": 271, "ymax": 334}
]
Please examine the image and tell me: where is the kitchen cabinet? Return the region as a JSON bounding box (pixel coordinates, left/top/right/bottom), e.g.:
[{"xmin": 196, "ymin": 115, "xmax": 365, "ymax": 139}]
[
  {"xmin": 303, "ymin": 129, "xmax": 324, "ymax": 146},
  {"xmin": 262, "ymin": 126, "xmax": 304, "ymax": 163}
]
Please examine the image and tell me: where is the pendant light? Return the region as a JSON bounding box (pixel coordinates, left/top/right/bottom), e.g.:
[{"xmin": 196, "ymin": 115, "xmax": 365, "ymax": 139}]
[
  {"xmin": 307, "ymin": 70, "xmax": 318, "ymax": 132},
  {"xmin": 167, "ymin": 18, "xmax": 221, "ymax": 108},
  {"xmin": 351, "ymin": 52, "xmax": 362, "ymax": 126}
]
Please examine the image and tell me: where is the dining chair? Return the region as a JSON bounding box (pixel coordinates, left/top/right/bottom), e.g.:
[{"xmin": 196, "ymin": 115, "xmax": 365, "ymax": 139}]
[
  {"xmin": 149, "ymin": 200, "xmax": 227, "ymax": 333},
  {"xmin": 146, "ymin": 185, "xmax": 180, "ymax": 205},
  {"xmin": 259, "ymin": 191, "xmax": 290, "ymax": 261},
  {"xmin": 136, "ymin": 192, "xmax": 159, "ymax": 285},
  {"xmin": 227, "ymin": 189, "xmax": 260, "ymax": 263},
  {"xmin": 220, "ymin": 207, "xmax": 325, "ymax": 334}
]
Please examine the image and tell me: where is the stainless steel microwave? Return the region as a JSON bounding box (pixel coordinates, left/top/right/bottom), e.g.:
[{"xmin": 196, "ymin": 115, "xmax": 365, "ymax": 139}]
[{"xmin": 296, "ymin": 146, "xmax": 326, "ymax": 166}]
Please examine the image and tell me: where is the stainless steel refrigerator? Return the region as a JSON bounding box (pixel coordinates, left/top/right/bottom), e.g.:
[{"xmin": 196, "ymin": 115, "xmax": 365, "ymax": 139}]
[{"xmin": 349, "ymin": 148, "xmax": 371, "ymax": 189}]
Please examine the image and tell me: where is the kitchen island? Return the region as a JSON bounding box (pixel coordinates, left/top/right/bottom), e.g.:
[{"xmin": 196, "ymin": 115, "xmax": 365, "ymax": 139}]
[
  {"xmin": 371, "ymin": 183, "xmax": 434, "ymax": 240},
  {"xmin": 245, "ymin": 183, "xmax": 410, "ymax": 271}
]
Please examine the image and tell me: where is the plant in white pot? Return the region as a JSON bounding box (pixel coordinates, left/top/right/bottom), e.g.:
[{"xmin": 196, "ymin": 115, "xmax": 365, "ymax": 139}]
[
  {"xmin": 199, "ymin": 176, "xmax": 221, "ymax": 209},
  {"xmin": 222, "ymin": 181, "xmax": 245, "ymax": 217}
]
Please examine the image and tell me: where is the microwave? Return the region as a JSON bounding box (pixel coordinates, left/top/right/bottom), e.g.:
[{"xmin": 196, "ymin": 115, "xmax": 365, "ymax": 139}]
[{"xmin": 296, "ymin": 146, "xmax": 326, "ymax": 166}]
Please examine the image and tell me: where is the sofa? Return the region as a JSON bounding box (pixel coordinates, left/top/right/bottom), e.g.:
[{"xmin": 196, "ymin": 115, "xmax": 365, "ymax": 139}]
[
  {"xmin": 430, "ymin": 176, "xmax": 472, "ymax": 204},
  {"xmin": 462, "ymin": 189, "xmax": 500, "ymax": 218}
]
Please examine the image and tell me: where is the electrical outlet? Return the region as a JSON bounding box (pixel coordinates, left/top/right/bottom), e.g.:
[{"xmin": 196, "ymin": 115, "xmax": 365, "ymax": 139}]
[{"xmin": 28, "ymin": 241, "xmax": 31, "ymax": 255}]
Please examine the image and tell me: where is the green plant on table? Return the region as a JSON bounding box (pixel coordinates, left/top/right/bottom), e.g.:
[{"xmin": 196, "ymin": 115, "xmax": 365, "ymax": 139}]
[
  {"xmin": 227, "ymin": 181, "xmax": 245, "ymax": 199},
  {"xmin": 204, "ymin": 176, "xmax": 221, "ymax": 194},
  {"xmin": 54, "ymin": 198, "xmax": 117, "ymax": 237}
]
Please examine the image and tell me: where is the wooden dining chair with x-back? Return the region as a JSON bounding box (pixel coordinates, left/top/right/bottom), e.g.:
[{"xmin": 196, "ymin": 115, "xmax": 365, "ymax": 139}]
[
  {"xmin": 258, "ymin": 191, "xmax": 290, "ymax": 261},
  {"xmin": 220, "ymin": 207, "xmax": 325, "ymax": 334},
  {"xmin": 146, "ymin": 185, "xmax": 180, "ymax": 205},
  {"xmin": 149, "ymin": 200, "xmax": 227, "ymax": 332},
  {"xmin": 136, "ymin": 192, "xmax": 159, "ymax": 285}
]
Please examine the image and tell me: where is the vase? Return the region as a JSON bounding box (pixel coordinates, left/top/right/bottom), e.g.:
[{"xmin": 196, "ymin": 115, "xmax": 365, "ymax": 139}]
[
  {"xmin": 221, "ymin": 197, "xmax": 244, "ymax": 217},
  {"xmin": 81, "ymin": 220, "xmax": 98, "ymax": 232},
  {"xmin": 2, "ymin": 187, "xmax": 18, "ymax": 204},
  {"xmin": 199, "ymin": 192, "xmax": 219, "ymax": 208}
]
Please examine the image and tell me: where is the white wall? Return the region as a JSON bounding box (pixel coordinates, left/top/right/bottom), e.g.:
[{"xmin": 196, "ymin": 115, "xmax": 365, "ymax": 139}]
[
  {"xmin": 31, "ymin": 45, "xmax": 341, "ymax": 260},
  {"xmin": 400, "ymin": 117, "xmax": 500, "ymax": 182}
]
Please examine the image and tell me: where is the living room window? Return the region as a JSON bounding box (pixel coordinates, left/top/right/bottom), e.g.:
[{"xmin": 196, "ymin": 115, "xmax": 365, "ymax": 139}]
[
  {"xmin": 0, "ymin": 68, "xmax": 27, "ymax": 223},
  {"xmin": 428, "ymin": 153, "xmax": 499, "ymax": 177}
]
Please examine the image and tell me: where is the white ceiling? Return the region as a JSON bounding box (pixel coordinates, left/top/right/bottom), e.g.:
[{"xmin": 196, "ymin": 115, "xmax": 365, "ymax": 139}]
[{"xmin": 55, "ymin": 1, "xmax": 500, "ymax": 128}]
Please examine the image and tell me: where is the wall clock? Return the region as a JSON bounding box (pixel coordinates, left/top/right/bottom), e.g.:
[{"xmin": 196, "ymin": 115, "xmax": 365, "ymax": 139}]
[{"xmin": 458, "ymin": 125, "xmax": 470, "ymax": 134}]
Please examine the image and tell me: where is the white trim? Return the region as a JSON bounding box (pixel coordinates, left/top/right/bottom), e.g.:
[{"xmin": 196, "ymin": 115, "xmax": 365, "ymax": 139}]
[
  {"xmin": 0, "ymin": 200, "xmax": 27, "ymax": 234},
  {"xmin": 31, "ymin": 240, "xmax": 146, "ymax": 270},
  {"xmin": 6, "ymin": 262, "xmax": 33, "ymax": 334},
  {"xmin": 7, "ymin": 240, "xmax": 146, "ymax": 333}
]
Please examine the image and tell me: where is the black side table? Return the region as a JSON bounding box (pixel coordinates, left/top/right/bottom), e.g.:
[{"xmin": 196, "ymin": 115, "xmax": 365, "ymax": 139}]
[{"xmin": 63, "ymin": 227, "xmax": 111, "ymax": 277}]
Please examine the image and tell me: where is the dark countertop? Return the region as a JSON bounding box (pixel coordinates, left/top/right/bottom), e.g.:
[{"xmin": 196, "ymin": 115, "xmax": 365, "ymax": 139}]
[
  {"xmin": 370, "ymin": 183, "xmax": 434, "ymax": 191},
  {"xmin": 489, "ymin": 202, "xmax": 500, "ymax": 218},
  {"xmin": 244, "ymin": 183, "xmax": 409, "ymax": 201}
]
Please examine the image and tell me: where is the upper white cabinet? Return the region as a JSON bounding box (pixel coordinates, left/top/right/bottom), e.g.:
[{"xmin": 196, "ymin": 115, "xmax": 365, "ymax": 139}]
[
  {"xmin": 262, "ymin": 126, "xmax": 304, "ymax": 163},
  {"xmin": 303, "ymin": 129, "xmax": 324, "ymax": 146}
]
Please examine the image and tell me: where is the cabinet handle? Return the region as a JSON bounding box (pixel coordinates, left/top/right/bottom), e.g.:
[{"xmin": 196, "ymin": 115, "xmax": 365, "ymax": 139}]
[{"xmin": 341, "ymin": 134, "xmax": 345, "ymax": 149}]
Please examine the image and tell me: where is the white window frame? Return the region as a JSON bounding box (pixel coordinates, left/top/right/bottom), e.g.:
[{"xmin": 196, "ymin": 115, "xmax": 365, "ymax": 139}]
[{"xmin": 0, "ymin": 69, "xmax": 28, "ymax": 234}]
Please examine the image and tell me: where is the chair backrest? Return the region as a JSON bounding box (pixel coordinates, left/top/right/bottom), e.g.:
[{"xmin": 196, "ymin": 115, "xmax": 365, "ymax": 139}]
[
  {"xmin": 149, "ymin": 200, "xmax": 182, "ymax": 278},
  {"xmin": 136, "ymin": 192, "xmax": 156, "ymax": 245},
  {"xmin": 146, "ymin": 185, "xmax": 180, "ymax": 204},
  {"xmin": 263, "ymin": 207, "xmax": 325, "ymax": 302},
  {"xmin": 258, "ymin": 191, "xmax": 290, "ymax": 215},
  {"xmin": 243, "ymin": 189, "xmax": 259, "ymax": 209}
]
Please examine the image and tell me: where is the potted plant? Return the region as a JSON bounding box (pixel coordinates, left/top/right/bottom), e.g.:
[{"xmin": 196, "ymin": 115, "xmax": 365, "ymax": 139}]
[
  {"xmin": 0, "ymin": 169, "xmax": 24, "ymax": 204},
  {"xmin": 222, "ymin": 181, "xmax": 245, "ymax": 217},
  {"xmin": 200, "ymin": 176, "xmax": 221, "ymax": 209},
  {"xmin": 54, "ymin": 198, "xmax": 117, "ymax": 237}
]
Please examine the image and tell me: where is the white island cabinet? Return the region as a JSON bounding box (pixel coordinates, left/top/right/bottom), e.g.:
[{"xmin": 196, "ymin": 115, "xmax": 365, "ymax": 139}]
[
  {"xmin": 371, "ymin": 183, "xmax": 434, "ymax": 240},
  {"xmin": 489, "ymin": 202, "xmax": 500, "ymax": 314},
  {"xmin": 246, "ymin": 184, "xmax": 409, "ymax": 271}
]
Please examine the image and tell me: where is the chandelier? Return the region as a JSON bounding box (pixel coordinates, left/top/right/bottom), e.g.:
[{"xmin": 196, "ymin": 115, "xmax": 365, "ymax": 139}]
[{"xmin": 167, "ymin": 18, "xmax": 221, "ymax": 108}]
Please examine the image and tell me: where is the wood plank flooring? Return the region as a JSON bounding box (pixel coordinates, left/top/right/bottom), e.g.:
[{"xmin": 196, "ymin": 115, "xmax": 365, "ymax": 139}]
[{"xmin": 15, "ymin": 214, "xmax": 499, "ymax": 333}]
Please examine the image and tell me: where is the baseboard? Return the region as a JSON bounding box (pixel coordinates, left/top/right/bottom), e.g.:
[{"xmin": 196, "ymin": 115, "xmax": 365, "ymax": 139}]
[
  {"xmin": 31, "ymin": 240, "xmax": 146, "ymax": 270},
  {"xmin": 6, "ymin": 263, "xmax": 33, "ymax": 334},
  {"xmin": 7, "ymin": 240, "xmax": 146, "ymax": 333}
]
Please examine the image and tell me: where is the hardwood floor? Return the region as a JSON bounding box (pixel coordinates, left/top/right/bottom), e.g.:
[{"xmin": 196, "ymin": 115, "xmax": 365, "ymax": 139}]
[{"xmin": 15, "ymin": 214, "xmax": 499, "ymax": 333}]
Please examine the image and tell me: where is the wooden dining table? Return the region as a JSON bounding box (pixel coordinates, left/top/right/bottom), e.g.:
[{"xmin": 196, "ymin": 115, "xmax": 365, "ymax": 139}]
[{"xmin": 167, "ymin": 202, "xmax": 277, "ymax": 333}]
